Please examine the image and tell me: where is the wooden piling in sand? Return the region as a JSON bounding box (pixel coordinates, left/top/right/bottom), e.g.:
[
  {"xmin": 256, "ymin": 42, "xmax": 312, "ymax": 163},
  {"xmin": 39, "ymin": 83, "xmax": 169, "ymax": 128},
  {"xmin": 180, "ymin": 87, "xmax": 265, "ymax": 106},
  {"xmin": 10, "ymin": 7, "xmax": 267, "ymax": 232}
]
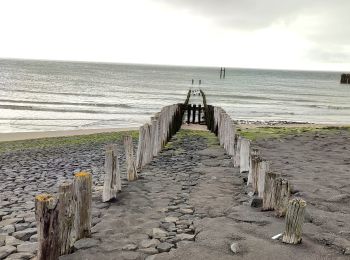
[
  {"xmin": 73, "ymin": 172, "xmax": 92, "ymax": 240},
  {"xmin": 58, "ymin": 181, "xmax": 75, "ymax": 255},
  {"xmin": 340, "ymin": 74, "xmax": 350, "ymax": 84},
  {"xmin": 282, "ymin": 198, "xmax": 306, "ymax": 244},
  {"xmin": 274, "ymin": 178, "xmax": 291, "ymax": 217},
  {"xmin": 124, "ymin": 135, "xmax": 138, "ymax": 181},
  {"xmin": 240, "ymin": 138, "xmax": 250, "ymax": 173},
  {"xmin": 233, "ymin": 135, "xmax": 241, "ymax": 167},
  {"xmin": 262, "ymin": 172, "xmax": 281, "ymax": 211},
  {"xmin": 247, "ymin": 148, "xmax": 260, "ymax": 186},
  {"xmin": 257, "ymin": 160, "xmax": 270, "ymax": 198},
  {"xmin": 192, "ymin": 104, "xmax": 196, "ymax": 123},
  {"xmin": 35, "ymin": 194, "xmax": 60, "ymax": 260},
  {"xmin": 102, "ymin": 144, "xmax": 121, "ymax": 202}
]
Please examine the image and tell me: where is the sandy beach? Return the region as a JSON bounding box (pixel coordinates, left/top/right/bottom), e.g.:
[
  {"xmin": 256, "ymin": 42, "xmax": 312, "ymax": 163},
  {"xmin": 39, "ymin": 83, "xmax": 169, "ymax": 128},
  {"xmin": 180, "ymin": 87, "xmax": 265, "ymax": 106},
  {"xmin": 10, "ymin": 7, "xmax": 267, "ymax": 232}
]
[{"xmin": 0, "ymin": 123, "xmax": 349, "ymax": 259}]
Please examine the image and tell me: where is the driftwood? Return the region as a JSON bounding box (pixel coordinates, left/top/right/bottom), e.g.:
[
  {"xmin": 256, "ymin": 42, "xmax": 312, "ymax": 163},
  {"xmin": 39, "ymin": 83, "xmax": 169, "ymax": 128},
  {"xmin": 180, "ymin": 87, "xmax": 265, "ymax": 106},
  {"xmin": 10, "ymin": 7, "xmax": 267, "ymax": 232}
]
[
  {"xmin": 257, "ymin": 160, "xmax": 270, "ymax": 198},
  {"xmin": 124, "ymin": 135, "xmax": 138, "ymax": 181},
  {"xmin": 240, "ymin": 138, "xmax": 250, "ymax": 173},
  {"xmin": 102, "ymin": 144, "xmax": 120, "ymax": 202},
  {"xmin": 35, "ymin": 194, "xmax": 60, "ymax": 260},
  {"xmin": 274, "ymin": 178, "xmax": 291, "ymax": 217},
  {"xmin": 282, "ymin": 198, "xmax": 306, "ymax": 244},
  {"xmin": 58, "ymin": 182, "xmax": 75, "ymax": 255},
  {"xmin": 73, "ymin": 172, "xmax": 92, "ymax": 240},
  {"xmin": 262, "ymin": 172, "xmax": 281, "ymax": 211}
]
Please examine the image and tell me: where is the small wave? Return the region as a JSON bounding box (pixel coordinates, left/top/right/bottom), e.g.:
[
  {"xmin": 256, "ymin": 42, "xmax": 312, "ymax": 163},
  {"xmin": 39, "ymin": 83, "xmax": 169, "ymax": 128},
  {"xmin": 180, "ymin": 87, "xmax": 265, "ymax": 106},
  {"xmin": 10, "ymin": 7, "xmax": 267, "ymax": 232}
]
[
  {"xmin": 0, "ymin": 99, "xmax": 132, "ymax": 109},
  {"xmin": 306, "ymin": 104, "xmax": 350, "ymax": 110},
  {"xmin": 0, "ymin": 104, "xmax": 131, "ymax": 114}
]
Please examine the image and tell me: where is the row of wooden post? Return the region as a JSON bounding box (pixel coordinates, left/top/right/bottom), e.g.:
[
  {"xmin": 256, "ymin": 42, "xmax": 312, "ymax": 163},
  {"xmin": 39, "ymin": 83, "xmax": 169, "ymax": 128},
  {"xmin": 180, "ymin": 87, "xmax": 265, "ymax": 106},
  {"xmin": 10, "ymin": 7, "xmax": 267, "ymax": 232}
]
[
  {"xmin": 35, "ymin": 172, "xmax": 92, "ymax": 260},
  {"xmin": 136, "ymin": 103, "xmax": 185, "ymax": 172},
  {"xmin": 208, "ymin": 105, "xmax": 307, "ymax": 245}
]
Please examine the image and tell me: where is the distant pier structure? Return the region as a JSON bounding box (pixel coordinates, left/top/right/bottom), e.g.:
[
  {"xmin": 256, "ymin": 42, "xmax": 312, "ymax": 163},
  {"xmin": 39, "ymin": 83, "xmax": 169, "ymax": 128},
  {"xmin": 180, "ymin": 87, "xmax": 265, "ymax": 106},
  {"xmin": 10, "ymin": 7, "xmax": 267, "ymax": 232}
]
[
  {"xmin": 220, "ymin": 67, "xmax": 226, "ymax": 79},
  {"xmin": 340, "ymin": 74, "xmax": 350, "ymax": 84}
]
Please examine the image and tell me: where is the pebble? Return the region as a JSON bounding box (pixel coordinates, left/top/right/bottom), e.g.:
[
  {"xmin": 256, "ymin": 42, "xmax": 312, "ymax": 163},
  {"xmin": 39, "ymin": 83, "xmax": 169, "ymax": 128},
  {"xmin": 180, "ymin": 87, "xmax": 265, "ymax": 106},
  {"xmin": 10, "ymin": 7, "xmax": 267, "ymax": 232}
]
[
  {"xmin": 138, "ymin": 247, "xmax": 159, "ymax": 255},
  {"xmin": 230, "ymin": 242, "xmax": 240, "ymax": 254},
  {"xmin": 152, "ymin": 228, "xmax": 168, "ymax": 239},
  {"xmin": 163, "ymin": 217, "xmax": 178, "ymax": 223},
  {"xmin": 140, "ymin": 239, "xmax": 160, "ymax": 249},
  {"xmin": 0, "ymin": 245, "xmax": 17, "ymax": 259},
  {"xmin": 156, "ymin": 242, "xmax": 173, "ymax": 253},
  {"xmin": 12, "ymin": 228, "xmax": 37, "ymax": 241},
  {"xmin": 17, "ymin": 242, "xmax": 38, "ymax": 254},
  {"xmin": 176, "ymin": 233, "xmax": 195, "ymax": 241},
  {"xmin": 74, "ymin": 238, "xmax": 99, "ymax": 250},
  {"xmin": 4, "ymin": 252, "xmax": 33, "ymax": 260},
  {"xmin": 122, "ymin": 244, "xmax": 138, "ymax": 251}
]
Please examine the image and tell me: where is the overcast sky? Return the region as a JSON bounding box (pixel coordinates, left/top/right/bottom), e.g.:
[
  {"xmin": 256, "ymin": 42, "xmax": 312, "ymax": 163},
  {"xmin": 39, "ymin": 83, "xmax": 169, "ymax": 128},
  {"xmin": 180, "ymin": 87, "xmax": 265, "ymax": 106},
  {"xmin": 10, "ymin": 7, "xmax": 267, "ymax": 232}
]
[{"xmin": 0, "ymin": 0, "xmax": 349, "ymax": 71}]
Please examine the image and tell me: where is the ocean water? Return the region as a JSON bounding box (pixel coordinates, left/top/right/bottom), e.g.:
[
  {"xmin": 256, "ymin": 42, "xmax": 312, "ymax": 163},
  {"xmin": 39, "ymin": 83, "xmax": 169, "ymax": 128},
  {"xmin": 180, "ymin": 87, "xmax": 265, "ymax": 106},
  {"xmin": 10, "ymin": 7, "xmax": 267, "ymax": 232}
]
[{"xmin": 0, "ymin": 59, "xmax": 349, "ymax": 133}]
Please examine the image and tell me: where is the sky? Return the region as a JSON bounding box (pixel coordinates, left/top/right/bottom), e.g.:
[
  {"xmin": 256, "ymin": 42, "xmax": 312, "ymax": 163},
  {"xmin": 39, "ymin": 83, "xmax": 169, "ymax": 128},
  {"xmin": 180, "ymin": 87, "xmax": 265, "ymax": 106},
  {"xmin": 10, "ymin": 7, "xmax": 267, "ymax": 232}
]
[{"xmin": 0, "ymin": 0, "xmax": 349, "ymax": 71}]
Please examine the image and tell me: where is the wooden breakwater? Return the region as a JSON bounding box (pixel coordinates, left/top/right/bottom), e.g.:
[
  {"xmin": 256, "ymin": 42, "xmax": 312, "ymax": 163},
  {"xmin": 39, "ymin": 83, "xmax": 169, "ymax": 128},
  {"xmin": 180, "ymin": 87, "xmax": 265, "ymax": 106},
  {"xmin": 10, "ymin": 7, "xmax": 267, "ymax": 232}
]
[
  {"xmin": 340, "ymin": 74, "xmax": 350, "ymax": 84},
  {"xmin": 33, "ymin": 89, "xmax": 307, "ymax": 259}
]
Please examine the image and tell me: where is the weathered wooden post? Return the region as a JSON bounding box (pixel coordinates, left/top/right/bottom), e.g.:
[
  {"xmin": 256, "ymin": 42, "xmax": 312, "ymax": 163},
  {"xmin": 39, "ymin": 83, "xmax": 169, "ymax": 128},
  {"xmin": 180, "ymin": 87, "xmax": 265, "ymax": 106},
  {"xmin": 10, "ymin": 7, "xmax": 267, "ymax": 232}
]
[
  {"xmin": 233, "ymin": 135, "xmax": 241, "ymax": 167},
  {"xmin": 282, "ymin": 198, "xmax": 306, "ymax": 244},
  {"xmin": 262, "ymin": 172, "xmax": 281, "ymax": 211},
  {"xmin": 124, "ymin": 135, "xmax": 138, "ymax": 181},
  {"xmin": 274, "ymin": 178, "xmax": 291, "ymax": 217},
  {"xmin": 74, "ymin": 172, "xmax": 92, "ymax": 240},
  {"xmin": 198, "ymin": 104, "xmax": 201, "ymax": 124},
  {"xmin": 59, "ymin": 182, "xmax": 75, "ymax": 255},
  {"xmin": 35, "ymin": 193, "xmax": 60, "ymax": 260},
  {"xmin": 247, "ymin": 148, "xmax": 260, "ymax": 186},
  {"xmin": 102, "ymin": 144, "xmax": 121, "ymax": 202},
  {"xmin": 187, "ymin": 105, "xmax": 191, "ymax": 124},
  {"xmin": 136, "ymin": 125, "xmax": 146, "ymax": 172},
  {"xmin": 240, "ymin": 138, "xmax": 250, "ymax": 173},
  {"xmin": 257, "ymin": 160, "xmax": 270, "ymax": 198},
  {"xmin": 251, "ymin": 155, "xmax": 261, "ymax": 193},
  {"xmin": 192, "ymin": 104, "xmax": 196, "ymax": 123}
]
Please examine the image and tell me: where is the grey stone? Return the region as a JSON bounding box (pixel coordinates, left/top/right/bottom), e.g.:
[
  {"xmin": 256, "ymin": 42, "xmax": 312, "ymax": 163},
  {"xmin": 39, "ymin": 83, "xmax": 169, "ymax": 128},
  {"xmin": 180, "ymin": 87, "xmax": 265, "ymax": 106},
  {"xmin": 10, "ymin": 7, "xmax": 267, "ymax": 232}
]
[
  {"xmin": 3, "ymin": 252, "xmax": 33, "ymax": 260},
  {"xmin": 0, "ymin": 245, "xmax": 17, "ymax": 259},
  {"xmin": 74, "ymin": 238, "xmax": 99, "ymax": 250},
  {"xmin": 14, "ymin": 223, "xmax": 30, "ymax": 232},
  {"xmin": 0, "ymin": 235, "xmax": 5, "ymax": 247},
  {"xmin": 12, "ymin": 228, "xmax": 37, "ymax": 241},
  {"xmin": 140, "ymin": 239, "xmax": 160, "ymax": 249},
  {"xmin": 5, "ymin": 236, "xmax": 23, "ymax": 246},
  {"xmin": 139, "ymin": 247, "xmax": 158, "ymax": 254},
  {"xmin": 0, "ymin": 218, "xmax": 23, "ymax": 227},
  {"xmin": 156, "ymin": 242, "xmax": 173, "ymax": 253},
  {"xmin": 152, "ymin": 228, "xmax": 168, "ymax": 239},
  {"xmin": 122, "ymin": 244, "xmax": 138, "ymax": 251},
  {"xmin": 176, "ymin": 233, "xmax": 195, "ymax": 241},
  {"xmin": 0, "ymin": 225, "xmax": 15, "ymax": 234},
  {"xmin": 163, "ymin": 217, "xmax": 178, "ymax": 223},
  {"xmin": 17, "ymin": 242, "xmax": 38, "ymax": 254},
  {"xmin": 180, "ymin": 208, "xmax": 194, "ymax": 214},
  {"xmin": 29, "ymin": 234, "xmax": 38, "ymax": 242}
]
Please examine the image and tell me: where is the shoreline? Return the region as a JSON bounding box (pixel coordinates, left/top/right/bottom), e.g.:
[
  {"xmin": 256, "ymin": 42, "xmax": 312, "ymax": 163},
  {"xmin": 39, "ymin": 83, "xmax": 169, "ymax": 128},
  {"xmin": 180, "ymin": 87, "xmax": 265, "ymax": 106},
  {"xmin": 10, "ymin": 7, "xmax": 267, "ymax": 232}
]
[
  {"xmin": 1, "ymin": 121, "xmax": 349, "ymax": 142},
  {"xmin": 0, "ymin": 127, "xmax": 139, "ymax": 142}
]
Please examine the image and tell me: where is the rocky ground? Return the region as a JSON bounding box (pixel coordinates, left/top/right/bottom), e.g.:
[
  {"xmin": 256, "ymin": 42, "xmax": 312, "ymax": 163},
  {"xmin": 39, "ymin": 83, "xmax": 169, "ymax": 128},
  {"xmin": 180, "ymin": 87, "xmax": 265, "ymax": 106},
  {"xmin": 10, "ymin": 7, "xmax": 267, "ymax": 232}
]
[{"xmin": 1, "ymin": 128, "xmax": 349, "ymax": 259}]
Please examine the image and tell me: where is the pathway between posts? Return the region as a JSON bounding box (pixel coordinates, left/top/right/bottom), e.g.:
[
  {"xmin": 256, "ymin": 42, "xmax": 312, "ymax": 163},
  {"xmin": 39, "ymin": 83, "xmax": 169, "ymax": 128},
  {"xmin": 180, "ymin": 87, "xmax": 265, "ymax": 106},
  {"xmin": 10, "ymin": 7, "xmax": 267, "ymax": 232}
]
[{"xmin": 61, "ymin": 127, "xmax": 333, "ymax": 260}]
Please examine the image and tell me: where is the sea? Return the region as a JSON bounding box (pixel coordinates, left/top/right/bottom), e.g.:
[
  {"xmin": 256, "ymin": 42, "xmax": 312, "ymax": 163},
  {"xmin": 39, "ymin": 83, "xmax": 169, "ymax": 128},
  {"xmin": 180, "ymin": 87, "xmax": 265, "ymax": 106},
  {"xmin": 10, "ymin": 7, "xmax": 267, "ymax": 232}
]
[{"xmin": 0, "ymin": 59, "xmax": 349, "ymax": 133}]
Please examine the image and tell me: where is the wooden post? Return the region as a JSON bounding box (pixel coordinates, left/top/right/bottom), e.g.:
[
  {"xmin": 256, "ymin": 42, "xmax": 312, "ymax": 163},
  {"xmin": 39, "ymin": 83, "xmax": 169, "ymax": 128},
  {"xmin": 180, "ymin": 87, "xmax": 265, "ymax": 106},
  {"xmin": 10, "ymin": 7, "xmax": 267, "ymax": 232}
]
[
  {"xmin": 251, "ymin": 155, "xmax": 261, "ymax": 193},
  {"xmin": 136, "ymin": 125, "xmax": 146, "ymax": 172},
  {"xmin": 198, "ymin": 104, "xmax": 201, "ymax": 124},
  {"xmin": 58, "ymin": 182, "xmax": 75, "ymax": 255},
  {"xmin": 274, "ymin": 178, "xmax": 291, "ymax": 217},
  {"xmin": 192, "ymin": 104, "xmax": 196, "ymax": 123},
  {"xmin": 257, "ymin": 160, "xmax": 270, "ymax": 198},
  {"xmin": 223, "ymin": 68, "xmax": 226, "ymax": 78},
  {"xmin": 240, "ymin": 138, "xmax": 250, "ymax": 173},
  {"xmin": 262, "ymin": 172, "xmax": 281, "ymax": 211},
  {"xmin": 124, "ymin": 135, "xmax": 138, "ymax": 181},
  {"xmin": 35, "ymin": 194, "xmax": 60, "ymax": 260},
  {"xmin": 187, "ymin": 105, "xmax": 191, "ymax": 124},
  {"xmin": 282, "ymin": 198, "xmax": 306, "ymax": 244},
  {"xmin": 102, "ymin": 144, "xmax": 120, "ymax": 202},
  {"xmin": 74, "ymin": 172, "xmax": 92, "ymax": 240},
  {"xmin": 247, "ymin": 148, "xmax": 259, "ymax": 186},
  {"xmin": 233, "ymin": 135, "xmax": 241, "ymax": 167}
]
